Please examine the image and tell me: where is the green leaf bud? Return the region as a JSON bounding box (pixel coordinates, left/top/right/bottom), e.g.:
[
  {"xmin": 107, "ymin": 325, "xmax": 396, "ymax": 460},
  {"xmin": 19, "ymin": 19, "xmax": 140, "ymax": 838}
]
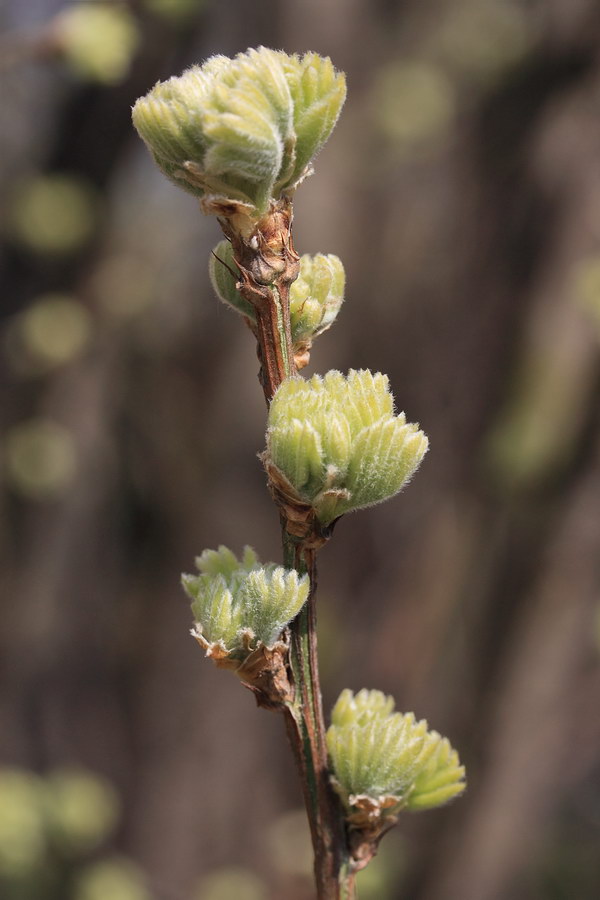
[
  {"xmin": 55, "ymin": 4, "xmax": 140, "ymax": 85},
  {"xmin": 265, "ymin": 370, "xmax": 428, "ymax": 524},
  {"xmin": 209, "ymin": 240, "xmax": 256, "ymax": 321},
  {"xmin": 290, "ymin": 253, "xmax": 345, "ymax": 344},
  {"xmin": 208, "ymin": 247, "xmax": 345, "ymax": 349},
  {"xmin": 132, "ymin": 48, "xmax": 346, "ymax": 217},
  {"xmin": 267, "ymin": 419, "xmax": 325, "ymax": 500},
  {"xmin": 182, "ymin": 545, "xmax": 309, "ymax": 658},
  {"xmin": 327, "ymin": 689, "xmax": 465, "ymax": 823}
]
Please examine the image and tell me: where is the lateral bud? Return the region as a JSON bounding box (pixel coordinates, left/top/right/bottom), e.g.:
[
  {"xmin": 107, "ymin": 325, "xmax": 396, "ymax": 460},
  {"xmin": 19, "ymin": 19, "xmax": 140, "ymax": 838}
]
[
  {"xmin": 182, "ymin": 545, "xmax": 310, "ymax": 707},
  {"xmin": 264, "ymin": 370, "xmax": 428, "ymax": 526},
  {"xmin": 327, "ymin": 689, "xmax": 466, "ymax": 867}
]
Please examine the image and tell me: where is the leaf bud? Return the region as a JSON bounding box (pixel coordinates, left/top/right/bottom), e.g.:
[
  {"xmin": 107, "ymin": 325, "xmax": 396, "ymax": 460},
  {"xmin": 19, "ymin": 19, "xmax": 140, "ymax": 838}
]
[
  {"xmin": 326, "ymin": 689, "xmax": 465, "ymax": 858},
  {"xmin": 54, "ymin": 4, "xmax": 139, "ymax": 85},
  {"xmin": 132, "ymin": 48, "xmax": 346, "ymax": 220},
  {"xmin": 182, "ymin": 544, "xmax": 309, "ymax": 671},
  {"xmin": 208, "ymin": 248, "xmax": 345, "ymax": 353},
  {"xmin": 264, "ymin": 370, "xmax": 428, "ymax": 525},
  {"xmin": 209, "ymin": 240, "xmax": 256, "ymax": 321},
  {"xmin": 290, "ymin": 254, "xmax": 345, "ymax": 366}
]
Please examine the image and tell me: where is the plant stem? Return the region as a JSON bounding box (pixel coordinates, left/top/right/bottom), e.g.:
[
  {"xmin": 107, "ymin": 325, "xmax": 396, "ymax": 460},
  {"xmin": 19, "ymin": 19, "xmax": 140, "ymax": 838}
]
[
  {"xmin": 220, "ymin": 197, "xmax": 298, "ymax": 402},
  {"xmin": 222, "ymin": 200, "xmax": 355, "ymax": 897},
  {"xmin": 283, "ymin": 538, "xmax": 354, "ymax": 899}
]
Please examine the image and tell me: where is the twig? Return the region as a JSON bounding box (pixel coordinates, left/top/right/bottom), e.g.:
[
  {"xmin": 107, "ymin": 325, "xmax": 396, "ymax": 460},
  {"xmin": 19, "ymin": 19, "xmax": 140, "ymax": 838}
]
[{"xmin": 220, "ymin": 200, "xmax": 355, "ymax": 898}]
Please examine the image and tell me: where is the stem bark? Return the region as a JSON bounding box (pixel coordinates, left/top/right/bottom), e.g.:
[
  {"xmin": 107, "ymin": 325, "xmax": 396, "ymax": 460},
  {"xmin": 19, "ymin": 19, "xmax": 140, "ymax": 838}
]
[{"xmin": 219, "ymin": 199, "xmax": 355, "ymax": 897}]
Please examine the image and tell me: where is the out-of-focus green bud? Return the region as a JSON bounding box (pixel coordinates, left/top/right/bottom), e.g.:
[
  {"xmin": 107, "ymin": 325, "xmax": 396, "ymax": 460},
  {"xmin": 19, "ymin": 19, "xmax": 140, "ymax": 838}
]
[
  {"xmin": 16, "ymin": 294, "xmax": 91, "ymax": 372},
  {"xmin": 209, "ymin": 240, "xmax": 256, "ymax": 321},
  {"xmin": 265, "ymin": 370, "xmax": 428, "ymax": 525},
  {"xmin": 44, "ymin": 769, "xmax": 119, "ymax": 855},
  {"xmin": 327, "ymin": 689, "xmax": 465, "ymax": 828},
  {"xmin": 5, "ymin": 419, "xmax": 77, "ymax": 500},
  {"xmin": 0, "ymin": 769, "xmax": 46, "ymax": 877},
  {"xmin": 8, "ymin": 175, "xmax": 97, "ymax": 256},
  {"xmin": 290, "ymin": 253, "xmax": 345, "ymax": 344},
  {"xmin": 372, "ymin": 62, "xmax": 454, "ymax": 154},
  {"xmin": 434, "ymin": 0, "xmax": 531, "ymax": 86},
  {"xmin": 182, "ymin": 545, "xmax": 309, "ymax": 660},
  {"xmin": 54, "ymin": 4, "xmax": 140, "ymax": 85},
  {"xmin": 132, "ymin": 48, "xmax": 345, "ymax": 218},
  {"xmin": 73, "ymin": 857, "xmax": 150, "ymax": 900}
]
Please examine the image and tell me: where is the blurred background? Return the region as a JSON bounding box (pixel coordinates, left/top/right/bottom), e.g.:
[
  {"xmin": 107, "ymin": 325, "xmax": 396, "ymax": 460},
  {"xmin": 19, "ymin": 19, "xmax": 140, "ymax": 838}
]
[{"xmin": 1, "ymin": 1, "xmax": 600, "ymax": 898}]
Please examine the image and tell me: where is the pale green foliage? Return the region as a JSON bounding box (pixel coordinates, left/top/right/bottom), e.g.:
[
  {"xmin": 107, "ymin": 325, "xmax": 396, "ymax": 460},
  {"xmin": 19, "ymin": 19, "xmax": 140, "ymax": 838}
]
[
  {"xmin": 209, "ymin": 243, "xmax": 345, "ymax": 344},
  {"xmin": 182, "ymin": 546, "xmax": 309, "ymax": 652},
  {"xmin": 132, "ymin": 47, "xmax": 346, "ymax": 214},
  {"xmin": 266, "ymin": 370, "xmax": 428, "ymax": 524},
  {"xmin": 327, "ymin": 690, "xmax": 465, "ymax": 811},
  {"xmin": 56, "ymin": 4, "xmax": 140, "ymax": 85}
]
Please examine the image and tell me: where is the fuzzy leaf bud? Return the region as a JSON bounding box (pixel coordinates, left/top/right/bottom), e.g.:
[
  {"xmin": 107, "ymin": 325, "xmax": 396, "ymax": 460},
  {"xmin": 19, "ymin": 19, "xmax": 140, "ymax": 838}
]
[
  {"xmin": 290, "ymin": 253, "xmax": 345, "ymax": 344},
  {"xmin": 265, "ymin": 370, "xmax": 428, "ymax": 525},
  {"xmin": 132, "ymin": 48, "xmax": 346, "ymax": 220},
  {"xmin": 327, "ymin": 689, "xmax": 466, "ymax": 848},
  {"xmin": 182, "ymin": 545, "xmax": 309, "ymax": 660},
  {"xmin": 209, "ymin": 240, "xmax": 256, "ymax": 321},
  {"xmin": 208, "ymin": 248, "xmax": 345, "ymax": 355}
]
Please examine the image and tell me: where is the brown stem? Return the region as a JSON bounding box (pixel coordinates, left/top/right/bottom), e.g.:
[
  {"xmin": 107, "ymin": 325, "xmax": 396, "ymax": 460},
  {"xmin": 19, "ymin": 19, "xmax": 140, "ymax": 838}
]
[
  {"xmin": 219, "ymin": 197, "xmax": 354, "ymax": 897},
  {"xmin": 252, "ymin": 278, "xmax": 294, "ymax": 401},
  {"xmin": 218, "ymin": 196, "xmax": 298, "ymax": 401},
  {"xmin": 282, "ymin": 541, "xmax": 353, "ymax": 898}
]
